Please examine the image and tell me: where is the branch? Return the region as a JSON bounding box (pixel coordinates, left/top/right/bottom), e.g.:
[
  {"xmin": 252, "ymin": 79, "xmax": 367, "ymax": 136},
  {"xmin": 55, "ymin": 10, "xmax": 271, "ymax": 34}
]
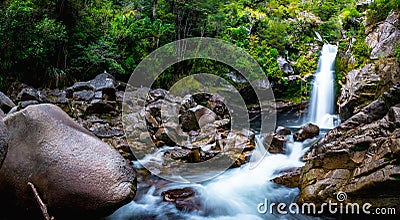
[{"xmin": 28, "ymin": 182, "xmax": 54, "ymax": 220}]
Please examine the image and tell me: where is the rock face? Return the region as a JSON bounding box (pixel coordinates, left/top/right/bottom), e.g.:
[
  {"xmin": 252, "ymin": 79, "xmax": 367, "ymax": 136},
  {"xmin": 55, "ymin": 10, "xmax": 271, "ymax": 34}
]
[
  {"xmin": 0, "ymin": 104, "xmax": 136, "ymax": 218},
  {"xmin": 365, "ymin": 10, "xmax": 400, "ymax": 59},
  {"xmin": 272, "ymin": 167, "xmax": 302, "ymax": 188},
  {"xmin": 298, "ymin": 83, "xmax": 400, "ymax": 212},
  {"xmin": 339, "ymin": 60, "xmax": 400, "ymax": 120}
]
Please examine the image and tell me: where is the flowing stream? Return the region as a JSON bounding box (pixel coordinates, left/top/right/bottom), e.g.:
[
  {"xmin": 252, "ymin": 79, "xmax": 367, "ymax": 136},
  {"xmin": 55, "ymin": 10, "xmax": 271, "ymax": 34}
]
[{"xmin": 107, "ymin": 44, "xmax": 338, "ymax": 219}]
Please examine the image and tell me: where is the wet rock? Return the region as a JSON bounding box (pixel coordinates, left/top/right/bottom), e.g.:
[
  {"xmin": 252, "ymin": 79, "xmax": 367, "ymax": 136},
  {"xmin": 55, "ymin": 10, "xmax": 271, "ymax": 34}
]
[
  {"xmin": 0, "ymin": 104, "xmax": 136, "ymax": 218},
  {"xmin": 275, "ymin": 126, "xmax": 291, "ymax": 135},
  {"xmin": 294, "ymin": 123, "xmax": 320, "ymax": 141},
  {"xmin": 147, "ymin": 88, "xmax": 167, "ymax": 103},
  {"xmin": 272, "ymin": 167, "xmax": 302, "ymax": 188},
  {"xmin": 267, "ymin": 134, "xmax": 288, "ymax": 154},
  {"xmin": 89, "ymin": 123, "xmax": 124, "ymax": 138},
  {"xmin": 0, "ymin": 92, "xmax": 15, "ymax": 113},
  {"xmin": 207, "ymin": 94, "xmax": 228, "ymax": 118},
  {"xmin": 161, "ymin": 187, "xmax": 201, "ymax": 211},
  {"xmin": 17, "ymin": 87, "xmax": 38, "ymax": 101}
]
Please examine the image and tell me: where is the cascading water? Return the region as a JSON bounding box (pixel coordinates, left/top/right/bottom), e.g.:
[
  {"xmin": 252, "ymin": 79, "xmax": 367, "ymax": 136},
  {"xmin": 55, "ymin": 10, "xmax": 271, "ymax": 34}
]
[
  {"xmin": 107, "ymin": 135, "xmax": 320, "ymax": 220},
  {"xmin": 308, "ymin": 44, "xmax": 338, "ymax": 129}
]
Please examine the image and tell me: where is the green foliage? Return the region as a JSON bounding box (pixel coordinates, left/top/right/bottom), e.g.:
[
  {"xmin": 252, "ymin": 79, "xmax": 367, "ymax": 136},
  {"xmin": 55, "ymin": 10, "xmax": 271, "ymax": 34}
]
[
  {"xmin": 0, "ymin": 0, "xmax": 381, "ymax": 102},
  {"xmin": 367, "ymin": 0, "xmax": 400, "ymax": 24},
  {"xmin": 0, "ymin": 0, "xmax": 67, "ymax": 87}
]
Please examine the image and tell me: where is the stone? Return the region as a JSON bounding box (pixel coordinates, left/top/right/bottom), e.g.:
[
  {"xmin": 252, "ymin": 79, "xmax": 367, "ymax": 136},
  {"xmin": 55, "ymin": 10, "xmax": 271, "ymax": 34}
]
[
  {"xmin": 86, "ymin": 99, "xmax": 116, "ymax": 114},
  {"xmin": 339, "ymin": 64, "xmax": 381, "ymax": 120},
  {"xmin": 180, "ymin": 111, "xmax": 199, "ymax": 132},
  {"xmin": 73, "ymin": 90, "xmax": 94, "ymax": 101},
  {"xmin": 0, "ymin": 104, "xmax": 136, "ymax": 218},
  {"xmin": 267, "ymin": 134, "xmax": 287, "ymax": 154},
  {"xmin": 17, "ymin": 87, "xmax": 38, "ymax": 101},
  {"xmin": 161, "ymin": 187, "xmax": 201, "ymax": 211},
  {"xmin": 293, "ymin": 123, "xmax": 320, "ymax": 141},
  {"xmin": 366, "ymin": 10, "xmax": 400, "ymax": 59},
  {"xmin": 190, "ymin": 105, "xmax": 217, "ymax": 128},
  {"xmin": 0, "ymin": 92, "xmax": 15, "ymax": 114},
  {"xmin": 272, "ymin": 167, "xmax": 302, "ymax": 188},
  {"xmin": 277, "ymin": 56, "xmax": 294, "ymax": 74},
  {"xmin": 275, "ymin": 126, "xmax": 291, "ymax": 135},
  {"xmin": 19, "ymin": 100, "xmax": 39, "ymax": 109}
]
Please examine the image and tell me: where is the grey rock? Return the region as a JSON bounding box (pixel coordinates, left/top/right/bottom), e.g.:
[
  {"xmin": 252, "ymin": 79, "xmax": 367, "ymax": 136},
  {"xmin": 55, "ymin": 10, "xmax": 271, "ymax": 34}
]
[
  {"xmin": 0, "ymin": 104, "xmax": 136, "ymax": 218},
  {"xmin": 366, "ymin": 10, "xmax": 400, "ymax": 59},
  {"xmin": 0, "ymin": 92, "xmax": 15, "ymax": 113},
  {"xmin": 19, "ymin": 100, "xmax": 39, "ymax": 109},
  {"xmin": 17, "ymin": 87, "xmax": 38, "ymax": 101},
  {"xmin": 0, "ymin": 119, "xmax": 7, "ymax": 168},
  {"xmin": 73, "ymin": 90, "xmax": 94, "ymax": 101}
]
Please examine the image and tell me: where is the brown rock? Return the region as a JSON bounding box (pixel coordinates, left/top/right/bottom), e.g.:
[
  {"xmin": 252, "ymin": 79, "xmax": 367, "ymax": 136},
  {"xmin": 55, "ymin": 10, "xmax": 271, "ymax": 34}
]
[{"xmin": 294, "ymin": 123, "xmax": 320, "ymax": 141}]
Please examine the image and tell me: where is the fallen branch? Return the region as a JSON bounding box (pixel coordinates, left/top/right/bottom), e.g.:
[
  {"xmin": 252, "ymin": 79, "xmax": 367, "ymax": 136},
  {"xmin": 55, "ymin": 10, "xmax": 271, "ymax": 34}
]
[{"xmin": 28, "ymin": 182, "xmax": 54, "ymax": 220}]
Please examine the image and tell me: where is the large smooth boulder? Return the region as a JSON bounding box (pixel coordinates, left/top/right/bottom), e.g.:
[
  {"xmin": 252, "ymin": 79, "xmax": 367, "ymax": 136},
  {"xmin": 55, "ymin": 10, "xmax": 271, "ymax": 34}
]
[{"xmin": 0, "ymin": 104, "xmax": 136, "ymax": 219}]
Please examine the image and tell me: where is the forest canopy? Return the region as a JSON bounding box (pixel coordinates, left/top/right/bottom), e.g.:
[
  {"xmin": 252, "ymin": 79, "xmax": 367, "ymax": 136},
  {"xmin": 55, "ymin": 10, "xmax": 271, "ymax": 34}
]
[{"xmin": 0, "ymin": 0, "xmax": 399, "ymax": 101}]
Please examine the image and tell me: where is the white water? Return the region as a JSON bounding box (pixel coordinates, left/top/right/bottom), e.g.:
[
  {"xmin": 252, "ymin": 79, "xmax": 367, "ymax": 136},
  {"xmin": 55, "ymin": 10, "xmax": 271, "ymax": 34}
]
[
  {"xmin": 308, "ymin": 44, "xmax": 338, "ymax": 129},
  {"xmin": 107, "ymin": 135, "xmax": 320, "ymax": 220}
]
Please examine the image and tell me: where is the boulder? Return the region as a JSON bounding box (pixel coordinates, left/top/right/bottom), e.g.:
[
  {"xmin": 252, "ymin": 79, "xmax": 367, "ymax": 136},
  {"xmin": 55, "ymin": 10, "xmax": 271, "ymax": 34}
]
[
  {"xmin": 275, "ymin": 126, "xmax": 291, "ymax": 136},
  {"xmin": 0, "ymin": 92, "xmax": 15, "ymax": 113},
  {"xmin": 294, "ymin": 123, "xmax": 320, "ymax": 141},
  {"xmin": 267, "ymin": 134, "xmax": 287, "ymax": 154},
  {"xmin": 0, "ymin": 104, "xmax": 136, "ymax": 219}
]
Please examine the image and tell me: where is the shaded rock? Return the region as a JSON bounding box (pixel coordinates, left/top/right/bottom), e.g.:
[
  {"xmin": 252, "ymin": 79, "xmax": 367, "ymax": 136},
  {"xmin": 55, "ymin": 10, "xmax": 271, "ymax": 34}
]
[
  {"xmin": 147, "ymin": 88, "xmax": 167, "ymax": 103},
  {"xmin": 155, "ymin": 127, "xmax": 176, "ymax": 147},
  {"xmin": 0, "ymin": 104, "xmax": 136, "ymax": 218},
  {"xmin": 86, "ymin": 99, "xmax": 116, "ymax": 114},
  {"xmin": 19, "ymin": 100, "xmax": 39, "ymax": 109},
  {"xmin": 0, "ymin": 92, "xmax": 15, "ymax": 113},
  {"xmin": 267, "ymin": 134, "xmax": 287, "ymax": 154},
  {"xmin": 277, "ymin": 56, "xmax": 294, "ymax": 74},
  {"xmin": 339, "ymin": 64, "xmax": 381, "ymax": 120},
  {"xmin": 17, "ymin": 87, "xmax": 38, "ymax": 101},
  {"xmin": 73, "ymin": 90, "xmax": 94, "ymax": 101},
  {"xmin": 0, "ymin": 119, "xmax": 7, "ymax": 168},
  {"xmin": 275, "ymin": 126, "xmax": 291, "ymax": 135},
  {"xmin": 272, "ymin": 167, "xmax": 302, "ymax": 188},
  {"xmin": 294, "ymin": 123, "xmax": 320, "ymax": 141},
  {"xmin": 89, "ymin": 123, "xmax": 124, "ymax": 139},
  {"xmin": 180, "ymin": 111, "xmax": 199, "ymax": 132},
  {"xmin": 161, "ymin": 187, "xmax": 201, "ymax": 211}
]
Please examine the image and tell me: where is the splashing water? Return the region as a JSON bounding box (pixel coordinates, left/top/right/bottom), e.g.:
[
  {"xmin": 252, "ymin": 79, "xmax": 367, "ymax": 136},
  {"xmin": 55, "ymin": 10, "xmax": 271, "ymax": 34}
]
[{"xmin": 107, "ymin": 135, "xmax": 320, "ymax": 220}]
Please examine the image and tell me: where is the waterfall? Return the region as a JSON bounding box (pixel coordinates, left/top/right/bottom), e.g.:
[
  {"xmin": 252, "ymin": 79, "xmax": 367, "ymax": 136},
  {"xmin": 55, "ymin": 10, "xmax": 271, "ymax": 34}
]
[{"xmin": 308, "ymin": 44, "xmax": 338, "ymax": 129}]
